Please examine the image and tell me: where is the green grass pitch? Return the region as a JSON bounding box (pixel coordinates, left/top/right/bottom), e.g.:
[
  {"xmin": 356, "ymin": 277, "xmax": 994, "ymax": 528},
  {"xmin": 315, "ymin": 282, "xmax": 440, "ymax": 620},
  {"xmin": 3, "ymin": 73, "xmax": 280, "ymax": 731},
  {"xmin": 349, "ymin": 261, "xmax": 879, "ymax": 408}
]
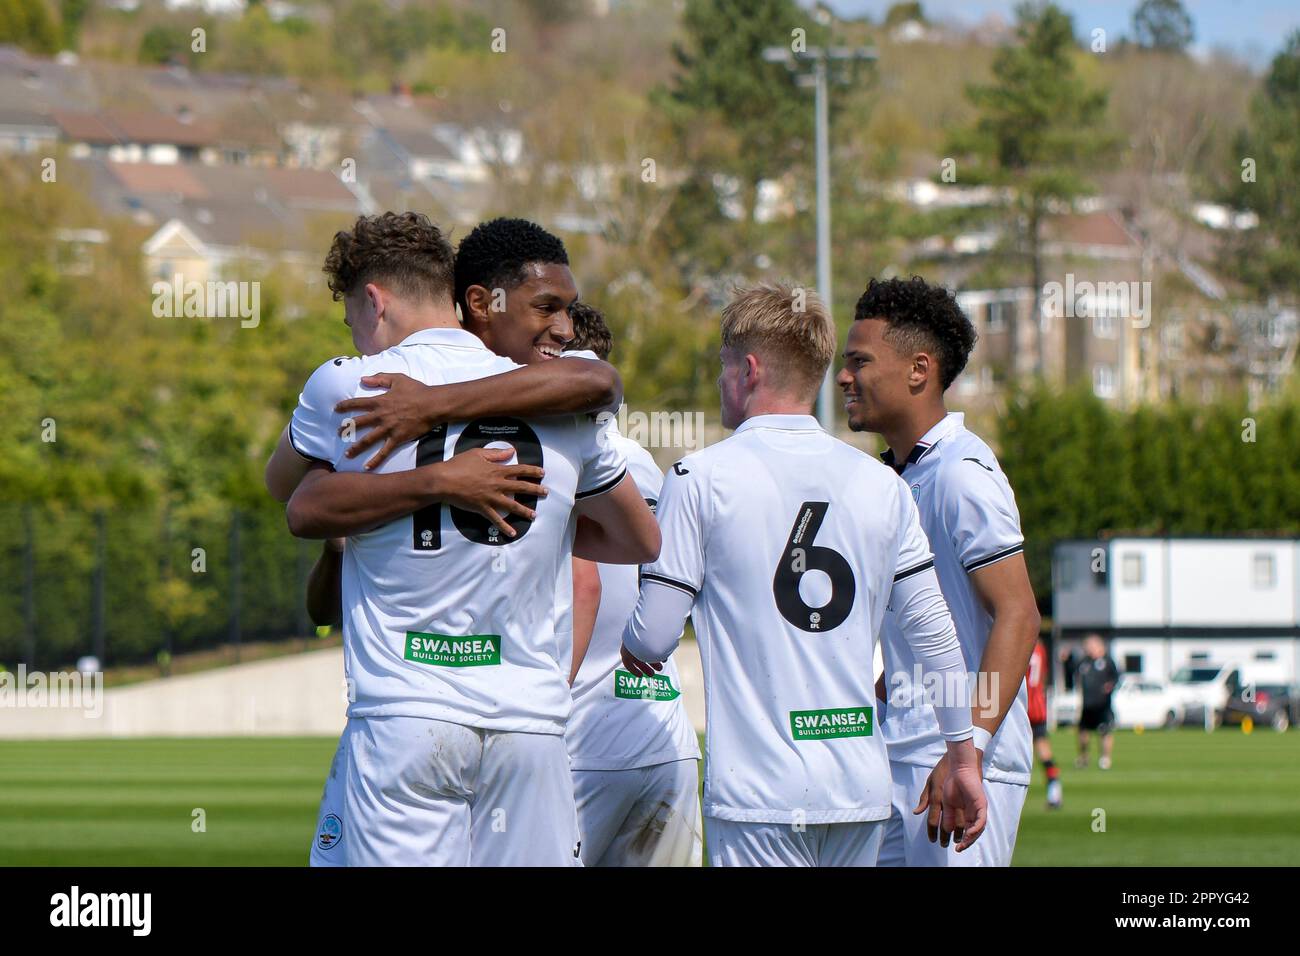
[{"xmin": 0, "ymin": 729, "xmax": 1295, "ymax": 865}]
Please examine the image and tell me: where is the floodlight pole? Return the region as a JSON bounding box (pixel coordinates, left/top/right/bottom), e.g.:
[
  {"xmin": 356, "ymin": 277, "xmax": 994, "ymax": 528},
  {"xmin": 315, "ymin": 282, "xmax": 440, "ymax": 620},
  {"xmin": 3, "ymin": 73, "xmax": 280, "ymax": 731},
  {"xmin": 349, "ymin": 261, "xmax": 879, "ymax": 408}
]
[
  {"xmin": 813, "ymin": 56, "xmax": 833, "ymax": 430},
  {"xmin": 764, "ymin": 44, "xmax": 876, "ymax": 432}
]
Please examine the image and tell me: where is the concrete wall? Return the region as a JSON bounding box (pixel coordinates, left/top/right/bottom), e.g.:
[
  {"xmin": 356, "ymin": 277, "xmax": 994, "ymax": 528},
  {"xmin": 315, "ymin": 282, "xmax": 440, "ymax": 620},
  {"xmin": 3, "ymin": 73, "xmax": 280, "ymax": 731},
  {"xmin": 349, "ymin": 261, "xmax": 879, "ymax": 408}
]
[{"xmin": 0, "ymin": 642, "xmax": 708, "ymax": 740}]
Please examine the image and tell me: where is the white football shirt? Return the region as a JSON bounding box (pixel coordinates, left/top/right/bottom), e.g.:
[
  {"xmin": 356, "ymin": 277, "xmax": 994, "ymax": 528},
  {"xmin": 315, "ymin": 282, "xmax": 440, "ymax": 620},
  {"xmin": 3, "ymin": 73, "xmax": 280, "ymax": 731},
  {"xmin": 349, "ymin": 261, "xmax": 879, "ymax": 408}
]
[
  {"xmin": 289, "ymin": 328, "xmax": 628, "ymax": 736},
  {"xmin": 639, "ymin": 414, "xmax": 934, "ymax": 824},
  {"xmin": 879, "ymin": 411, "xmax": 1031, "ymax": 785},
  {"xmin": 566, "ymin": 425, "xmax": 701, "ymax": 772}
]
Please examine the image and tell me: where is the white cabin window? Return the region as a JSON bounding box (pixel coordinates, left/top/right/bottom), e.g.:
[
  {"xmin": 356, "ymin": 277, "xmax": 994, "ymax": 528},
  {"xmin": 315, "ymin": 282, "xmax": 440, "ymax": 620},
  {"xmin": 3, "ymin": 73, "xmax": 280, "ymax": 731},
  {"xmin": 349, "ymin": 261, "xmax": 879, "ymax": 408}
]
[
  {"xmin": 1059, "ymin": 554, "xmax": 1075, "ymax": 589},
  {"xmin": 1253, "ymin": 553, "xmax": 1276, "ymax": 589},
  {"xmin": 1093, "ymin": 363, "xmax": 1116, "ymax": 399},
  {"xmin": 1121, "ymin": 553, "xmax": 1144, "ymax": 586}
]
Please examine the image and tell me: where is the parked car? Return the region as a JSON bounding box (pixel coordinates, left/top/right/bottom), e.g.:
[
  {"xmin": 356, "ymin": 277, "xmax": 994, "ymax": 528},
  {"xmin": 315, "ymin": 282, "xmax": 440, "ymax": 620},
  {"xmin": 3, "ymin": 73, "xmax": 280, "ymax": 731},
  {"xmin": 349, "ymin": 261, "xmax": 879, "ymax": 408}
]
[
  {"xmin": 1223, "ymin": 683, "xmax": 1298, "ymax": 732},
  {"xmin": 1168, "ymin": 662, "xmax": 1242, "ymax": 728},
  {"xmin": 1110, "ymin": 675, "xmax": 1184, "ymax": 729}
]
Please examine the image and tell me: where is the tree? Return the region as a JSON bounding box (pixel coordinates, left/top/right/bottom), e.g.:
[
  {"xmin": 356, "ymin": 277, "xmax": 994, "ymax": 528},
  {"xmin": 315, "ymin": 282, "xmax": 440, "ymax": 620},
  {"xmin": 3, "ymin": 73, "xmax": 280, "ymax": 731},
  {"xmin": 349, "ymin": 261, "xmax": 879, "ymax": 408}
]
[
  {"xmin": 1223, "ymin": 30, "xmax": 1300, "ymax": 303},
  {"xmin": 661, "ymin": 0, "xmax": 816, "ymax": 247},
  {"xmin": 946, "ymin": 2, "xmax": 1115, "ymax": 376},
  {"xmin": 884, "ymin": 2, "xmax": 926, "ymax": 28},
  {"xmin": 0, "ymin": 0, "xmax": 61, "ymax": 54},
  {"xmin": 1132, "ymin": 0, "xmax": 1194, "ymax": 52}
]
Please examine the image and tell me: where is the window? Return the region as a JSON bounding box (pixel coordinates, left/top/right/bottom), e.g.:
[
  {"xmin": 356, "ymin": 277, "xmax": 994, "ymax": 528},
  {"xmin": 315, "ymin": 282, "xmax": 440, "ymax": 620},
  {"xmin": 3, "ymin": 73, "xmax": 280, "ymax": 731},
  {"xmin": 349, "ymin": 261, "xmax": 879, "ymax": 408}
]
[
  {"xmin": 1253, "ymin": 553, "xmax": 1276, "ymax": 588},
  {"xmin": 1093, "ymin": 363, "xmax": 1116, "ymax": 399},
  {"xmin": 1123, "ymin": 653, "xmax": 1143, "ymax": 674},
  {"xmin": 1094, "ymin": 312, "xmax": 1117, "ymax": 339},
  {"xmin": 987, "ymin": 301, "xmax": 1010, "ymax": 333},
  {"xmin": 1058, "ymin": 553, "xmax": 1076, "ymax": 589},
  {"xmin": 1121, "ymin": 553, "xmax": 1144, "ymax": 586}
]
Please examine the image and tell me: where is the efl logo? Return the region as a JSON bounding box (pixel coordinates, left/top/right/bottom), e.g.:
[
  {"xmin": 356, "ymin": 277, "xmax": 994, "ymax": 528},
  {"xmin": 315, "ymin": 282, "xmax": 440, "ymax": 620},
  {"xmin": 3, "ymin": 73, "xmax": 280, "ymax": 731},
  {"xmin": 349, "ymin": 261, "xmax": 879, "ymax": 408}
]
[{"xmin": 50, "ymin": 886, "xmax": 151, "ymax": 936}]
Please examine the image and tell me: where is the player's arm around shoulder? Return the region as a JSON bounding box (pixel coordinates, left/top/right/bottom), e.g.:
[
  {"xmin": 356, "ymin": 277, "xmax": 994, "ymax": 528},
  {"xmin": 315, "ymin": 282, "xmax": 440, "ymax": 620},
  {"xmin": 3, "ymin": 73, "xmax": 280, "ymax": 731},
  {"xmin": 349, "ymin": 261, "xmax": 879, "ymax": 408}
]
[
  {"xmin": 573, "ymin": 475, "xmax": 660, "ymax": 565},
  {"xmin": 265, "ymin": 355, "xmax": 360, "ymax": 502}
]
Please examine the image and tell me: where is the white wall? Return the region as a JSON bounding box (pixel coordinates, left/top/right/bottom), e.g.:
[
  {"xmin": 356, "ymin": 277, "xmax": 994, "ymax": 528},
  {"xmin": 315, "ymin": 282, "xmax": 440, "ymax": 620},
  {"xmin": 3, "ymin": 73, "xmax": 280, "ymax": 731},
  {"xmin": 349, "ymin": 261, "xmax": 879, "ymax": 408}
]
[
  {"xmin": 1110, "ymin": 539, "xmax": 1167, "ymax": 626},
  {"xmin": 0, "ymin": 647, "xmax": 347, "ymax": 739},
  {"xmin": 0, "ymin": 642, "xmax": 710, "ymax": 740},
  {"xmin": 1168, "ymin": 541, "xmax": 1295, "ymax": 626}
]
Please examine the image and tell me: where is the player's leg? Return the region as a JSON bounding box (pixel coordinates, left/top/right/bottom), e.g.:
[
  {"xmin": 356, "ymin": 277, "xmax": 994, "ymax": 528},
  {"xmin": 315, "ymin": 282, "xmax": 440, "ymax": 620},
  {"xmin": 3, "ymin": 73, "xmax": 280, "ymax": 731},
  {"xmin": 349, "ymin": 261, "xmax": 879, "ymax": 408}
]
[
  {"xmin": 818, "ymin": 820, "xmax": 886, "ymax": 867},
  {"xmin": 309, "ymin": 724, "xmax": 351, "ymax": 867},
  {"xmin": 1098, "ymin": 718, "xmax": 1115, "ymax": 769},
  {"xmin": 471, "ymin": 730, "xmax": 582, "ymax": 866},
  {"xmin": 1034, "ymin": 723, "xmax": 1062, "ymax": 808},
  {"xmin": 1075, "ymin": 719, "xmax": 1092, "ymax": 768},
  {"xmin": 967, "ymin": 781, "xmax": 1028, "ymax": 866},
  {"xmin": 343, "ymin": 715, "xmax": 479, "ymax": 866},
  {"xmin": 573, "ymin": 767, "xmax": 643, "ymax": 866},
  {"xmin": 705, "ymin": 819, "xmax": 818, "ymax": 867},
  {"xmin": 890, "ymin": 762, "xmax": 1025, "ymax": 866},
  {"xmin": 595, "ymin": 759, "xmax": 703, "ymax": 867},
  {"xmin": 876, "ymin": 759, "xmax": 913, "ymax": 867}
]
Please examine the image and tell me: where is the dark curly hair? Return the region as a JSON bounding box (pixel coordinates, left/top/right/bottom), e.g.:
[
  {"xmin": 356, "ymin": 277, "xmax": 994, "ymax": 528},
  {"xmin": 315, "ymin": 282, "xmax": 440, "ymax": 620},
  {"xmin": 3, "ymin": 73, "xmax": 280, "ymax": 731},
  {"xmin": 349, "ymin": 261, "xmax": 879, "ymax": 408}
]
[
  {"xmin": 853, "ymin": 276, "xmax": 977, "ymax": 391},
  {"xmin": 566, "ymin": 300, "xmax": 613, "ymax": 361},
  {"xmin": 454, "ymin": 217, "xmax": 569, "ymax": 319},
  {"xmin": 322, "ymin": 211, "xmax": 454, "ymax": 303}
]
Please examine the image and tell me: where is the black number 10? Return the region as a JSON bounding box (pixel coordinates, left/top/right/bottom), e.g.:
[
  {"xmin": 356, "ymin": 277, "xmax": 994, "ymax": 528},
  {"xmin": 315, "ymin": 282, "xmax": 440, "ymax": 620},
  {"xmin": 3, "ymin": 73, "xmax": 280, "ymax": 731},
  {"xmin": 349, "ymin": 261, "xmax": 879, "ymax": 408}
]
[{"xmin": 411, "ymin": 417, "xmax": 545, "ymax": 551}]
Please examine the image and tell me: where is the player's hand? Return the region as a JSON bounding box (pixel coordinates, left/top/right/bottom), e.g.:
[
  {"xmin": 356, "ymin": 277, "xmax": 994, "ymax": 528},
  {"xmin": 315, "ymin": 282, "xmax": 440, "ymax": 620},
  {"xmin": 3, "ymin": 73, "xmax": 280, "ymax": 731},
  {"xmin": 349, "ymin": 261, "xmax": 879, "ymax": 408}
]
[
  {"xmin": 428, "ymin": 446, "xmax": 547, "ymax": 539},
  {"xmin": 914, "ymin": 753, "xmax": 950, "ymax": 845},
  {"xmin": 335, "ymin": 373, "xmax": 445, "ymax": 470},
  {"xmin": 621, "ymin": 643, "xmax": 663, "ymax": 679},
  {"xmin": 942, "ymin": 742, "xmax": 987, "ymax": 852},
  {"xmin": 914, "ymin": 744, "xmax": 988, "ymax": 852}
]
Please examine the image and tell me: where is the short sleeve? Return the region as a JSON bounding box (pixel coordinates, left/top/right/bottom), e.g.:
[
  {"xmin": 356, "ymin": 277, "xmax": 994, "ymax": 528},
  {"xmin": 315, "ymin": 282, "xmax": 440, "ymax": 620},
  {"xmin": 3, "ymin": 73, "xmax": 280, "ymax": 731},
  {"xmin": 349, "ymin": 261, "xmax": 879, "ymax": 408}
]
[
  {"xmin": 940, "ymin": 460, "xmax": 1024, "ymax": 573},
  {"xmin": 893, "ymin": 476, "xmax": 935, "ymax": 583},
  {"xmin": 574, "ymin": 415, "xmax": 628, "ymax": 500},
  {"xmin": 288, "ymin": 357, "xmax": 361, "ymax": 467},
  {"xmin": 640, "ymin": 456, "xmax": 707, "ymax": 598},
  {"xmin": 561, "ymin": 349, "xmax": 601, "ymax": 362}
]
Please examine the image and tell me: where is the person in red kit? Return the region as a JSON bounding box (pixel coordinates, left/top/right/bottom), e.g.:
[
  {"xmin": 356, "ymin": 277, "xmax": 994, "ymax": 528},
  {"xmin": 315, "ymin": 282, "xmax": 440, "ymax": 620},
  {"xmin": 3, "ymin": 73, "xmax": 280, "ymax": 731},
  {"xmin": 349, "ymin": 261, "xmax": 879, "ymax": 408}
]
[{"xmin": 1026, "ymin": 639, "xmax": 1062, "ymax": 809}]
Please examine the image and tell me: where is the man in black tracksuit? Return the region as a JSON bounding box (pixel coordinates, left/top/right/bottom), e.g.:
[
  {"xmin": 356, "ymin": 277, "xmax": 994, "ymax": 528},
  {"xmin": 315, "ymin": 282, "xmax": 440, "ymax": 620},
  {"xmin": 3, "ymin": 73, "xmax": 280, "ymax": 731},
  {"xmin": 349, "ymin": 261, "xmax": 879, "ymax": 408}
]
[{"xmin": 1076, "ymin": 634, "xmax": 1119, "ymax": 770}]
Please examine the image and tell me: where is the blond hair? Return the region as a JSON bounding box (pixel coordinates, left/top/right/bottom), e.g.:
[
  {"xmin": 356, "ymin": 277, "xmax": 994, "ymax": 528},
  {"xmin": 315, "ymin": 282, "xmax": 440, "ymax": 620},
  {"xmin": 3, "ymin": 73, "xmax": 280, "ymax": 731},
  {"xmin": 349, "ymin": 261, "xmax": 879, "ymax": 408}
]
[{"xmin": 720, "ymin": 282, "xmax": 834, "ymax": 399}]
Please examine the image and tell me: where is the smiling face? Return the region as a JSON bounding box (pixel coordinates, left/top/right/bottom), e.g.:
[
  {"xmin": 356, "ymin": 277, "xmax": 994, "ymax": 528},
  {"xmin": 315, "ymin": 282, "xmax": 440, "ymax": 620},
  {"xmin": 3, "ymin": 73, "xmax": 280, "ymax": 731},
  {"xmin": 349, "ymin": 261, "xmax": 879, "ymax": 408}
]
[
  {"xmin": 836, "ymin": 318, "xmax": 917, "ymax": 435},
  {"xmin": 463, "ymin": 262, "xmax": 578, "ymax": 366}
]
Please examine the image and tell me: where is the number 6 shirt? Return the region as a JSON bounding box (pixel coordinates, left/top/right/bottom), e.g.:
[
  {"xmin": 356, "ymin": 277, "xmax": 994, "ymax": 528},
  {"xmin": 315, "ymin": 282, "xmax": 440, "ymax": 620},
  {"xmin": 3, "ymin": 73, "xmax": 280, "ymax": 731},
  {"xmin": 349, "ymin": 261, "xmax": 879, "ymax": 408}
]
[
  {"xmin": 289, "ymin": 327, "xmax": 627, "ymax": 736},
  {"xmin": 632, "ymin": 414, "xmax": 947, "ymax": 824}
]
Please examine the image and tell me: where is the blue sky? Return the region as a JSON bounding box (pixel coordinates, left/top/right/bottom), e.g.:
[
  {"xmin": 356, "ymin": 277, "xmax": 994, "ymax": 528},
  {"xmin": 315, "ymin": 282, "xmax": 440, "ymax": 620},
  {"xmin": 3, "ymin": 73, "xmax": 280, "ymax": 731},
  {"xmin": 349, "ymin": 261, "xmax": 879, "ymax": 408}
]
[{"xmin": 819, "ymin": 1, "xmax": 1298, "ymax": 67}]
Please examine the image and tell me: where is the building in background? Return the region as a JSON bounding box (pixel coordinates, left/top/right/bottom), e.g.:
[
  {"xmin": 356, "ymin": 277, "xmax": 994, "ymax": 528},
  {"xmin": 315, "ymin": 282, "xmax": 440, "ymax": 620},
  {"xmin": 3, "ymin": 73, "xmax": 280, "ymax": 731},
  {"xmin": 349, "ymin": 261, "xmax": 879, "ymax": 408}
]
[{"xmin": 1052, "ymin": 537, "xmax": 1300, "ymax": 689}]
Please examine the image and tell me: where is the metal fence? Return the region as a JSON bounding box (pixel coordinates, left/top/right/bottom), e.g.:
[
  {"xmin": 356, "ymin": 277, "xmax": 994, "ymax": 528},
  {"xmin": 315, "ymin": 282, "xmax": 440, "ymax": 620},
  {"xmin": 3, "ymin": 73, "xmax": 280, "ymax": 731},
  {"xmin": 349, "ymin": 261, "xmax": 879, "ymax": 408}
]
[{"xmin": 0, "ymin": 502, "xmax": 314, "ymax": 670}]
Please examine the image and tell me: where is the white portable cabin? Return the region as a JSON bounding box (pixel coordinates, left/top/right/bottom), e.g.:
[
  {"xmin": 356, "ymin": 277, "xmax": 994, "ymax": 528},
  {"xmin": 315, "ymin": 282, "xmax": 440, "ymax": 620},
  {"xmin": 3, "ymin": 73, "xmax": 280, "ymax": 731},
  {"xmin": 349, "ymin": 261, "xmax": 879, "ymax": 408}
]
[{"xmin": 1052, "ymin": 538, "xmax": 1300, "ymax": 685}]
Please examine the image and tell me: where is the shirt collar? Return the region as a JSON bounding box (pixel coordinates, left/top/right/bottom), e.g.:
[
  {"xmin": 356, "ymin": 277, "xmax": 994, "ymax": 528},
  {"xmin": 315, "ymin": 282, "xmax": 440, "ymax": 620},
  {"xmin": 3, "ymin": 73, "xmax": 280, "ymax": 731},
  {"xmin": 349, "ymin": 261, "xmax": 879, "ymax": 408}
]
[
  {"xmin": 881, "ymin": 412, "xmax": 964, "ymax": 474},
  {"xmin": 398, "ymin": 326, "xmax": 489, "ymax": 350},
  {"xmin": 734, "ymin": 413, "xmax": 823, "ymax": 436}
]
